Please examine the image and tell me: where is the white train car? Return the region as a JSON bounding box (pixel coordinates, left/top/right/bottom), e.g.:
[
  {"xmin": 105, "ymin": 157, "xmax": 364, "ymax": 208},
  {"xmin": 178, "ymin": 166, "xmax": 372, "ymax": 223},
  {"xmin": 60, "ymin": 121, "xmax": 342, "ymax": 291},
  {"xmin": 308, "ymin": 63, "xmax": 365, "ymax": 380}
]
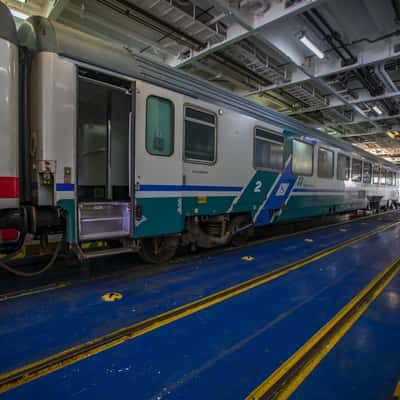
[{"xmin": 0, "ymin": 5, "xmax": 398, "ymax": 263}]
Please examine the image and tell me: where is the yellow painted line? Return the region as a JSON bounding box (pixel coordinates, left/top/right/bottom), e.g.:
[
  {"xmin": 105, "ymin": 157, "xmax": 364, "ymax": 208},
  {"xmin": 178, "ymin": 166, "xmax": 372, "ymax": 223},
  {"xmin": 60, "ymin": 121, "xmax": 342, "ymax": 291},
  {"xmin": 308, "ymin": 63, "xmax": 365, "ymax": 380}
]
[
  {"xmin": 246, "ymin": 256, "xmax": 400, "ymax": 400},
  {"xmin": 0, "ymin": 221, "xmax": 399, "ymax": 394},
  {"xmin": 394, "ymin": 380, "xmax": 400, "ymax": 399},
  {"xmin": 0, "ymin": 282, "xmax": 71, "ymax": 302}
]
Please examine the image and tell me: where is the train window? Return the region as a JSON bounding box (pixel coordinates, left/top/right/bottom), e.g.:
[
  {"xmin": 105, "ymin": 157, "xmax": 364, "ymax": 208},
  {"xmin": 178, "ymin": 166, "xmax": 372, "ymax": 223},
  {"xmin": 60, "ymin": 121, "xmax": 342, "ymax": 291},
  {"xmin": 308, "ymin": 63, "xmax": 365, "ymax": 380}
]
[
  {"xmin": 146, "ymin": 96, "xmax": 174, "ymax": 156},
  {"xmin": 317, "ymin": 147, "xmax": 334, "ymax": 178},
  {"xmin": 337, "ymin": 154, "xmax": 350, "ymax": 180},
  {"xmin": 373, "ymin": 165, "xmax": 380, "ymax": 184},
  {"xmin": 380, "ymin": 169, "xmax": 387, "ymax": 185},
  {"xmin": 363, "ymin": 162, "xmax": 372, "ymax": 184},
  {"xmin": 387, "ymin": 171, "xmax": 393, "ymax": 185},
  {"xmin": 351, "ymin": 159, "xmax": 362, "ymax": 182},
  {"xmin": 254, "ymin": 128, "xmax": 284, "ymax": 171},
  {"xmin": 292, "ymin": 139, "xmax": 313, "ymax": 176},
  {"xmin": 184, "ymin": 106, "xmax": 216, "ymax": 163}
]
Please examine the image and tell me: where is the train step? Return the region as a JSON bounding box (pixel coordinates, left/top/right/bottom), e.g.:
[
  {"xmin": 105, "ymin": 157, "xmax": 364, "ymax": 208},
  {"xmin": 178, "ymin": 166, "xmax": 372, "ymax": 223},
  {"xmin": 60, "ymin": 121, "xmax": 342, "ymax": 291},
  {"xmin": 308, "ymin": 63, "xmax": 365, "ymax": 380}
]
[{"xmin": 79, "ymin": 247, "xmax": 134, "ymax": 260}]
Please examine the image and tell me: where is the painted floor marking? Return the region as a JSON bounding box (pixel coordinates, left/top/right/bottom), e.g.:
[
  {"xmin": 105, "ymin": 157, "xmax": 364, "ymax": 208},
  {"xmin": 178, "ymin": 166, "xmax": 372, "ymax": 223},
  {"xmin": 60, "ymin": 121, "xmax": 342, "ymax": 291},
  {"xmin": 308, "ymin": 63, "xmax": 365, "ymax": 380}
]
[
  {"xmin": 102, "ymin": 292, "xmax": 123, "ymax": 302},
  {"xmin": 394, "ymin": 380, "xmax": 400, "ymax": 399},
  {"xmin": 245, "ymin": 255, "xmax": 400, "ymax": 400},
  {"xmin": 0, "ymin": 221, "xmax": 398, "ymax": 394},
  {"xmin": 0, "ymin": 282, "xmax": 71, "ymax": 302}
]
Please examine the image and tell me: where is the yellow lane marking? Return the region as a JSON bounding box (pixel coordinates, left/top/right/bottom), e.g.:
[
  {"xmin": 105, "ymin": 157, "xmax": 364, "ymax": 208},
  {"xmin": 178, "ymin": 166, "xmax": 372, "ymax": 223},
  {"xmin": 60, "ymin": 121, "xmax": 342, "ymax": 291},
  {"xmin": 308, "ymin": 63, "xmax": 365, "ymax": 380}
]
[
  {"xmin": 242, "ymin": 256, "xmax": 254, "ymax": 261},
  {"xmin": 394, "ymin": 380, "xmax": 400, "ymax": 399},
  {"xmin": 102, "ymin": 292, "xmax": 123, "ymax": 302},
  {"xmin": 0, "ymin": 222, "xmax": 398, "ymax": 394},
  {"xmin": 246, "ymin": 255, "xmax": 400, "ymax": 400},
  {"xmin": 0, "ymin": 282, "xmax": 71, "ymax": 302}
]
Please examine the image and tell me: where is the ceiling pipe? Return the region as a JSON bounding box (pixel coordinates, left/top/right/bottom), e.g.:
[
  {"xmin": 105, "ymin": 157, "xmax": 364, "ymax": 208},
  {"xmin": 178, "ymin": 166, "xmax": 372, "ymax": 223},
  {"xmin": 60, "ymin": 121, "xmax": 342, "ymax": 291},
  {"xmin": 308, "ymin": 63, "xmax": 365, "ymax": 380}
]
[
  {"xmin": 305, "ymin": 9, "xmax": 387, "ymax": 102},
  {"xmin": 95, "ymin": 0, "xmax": 204, "ymax": 50}
]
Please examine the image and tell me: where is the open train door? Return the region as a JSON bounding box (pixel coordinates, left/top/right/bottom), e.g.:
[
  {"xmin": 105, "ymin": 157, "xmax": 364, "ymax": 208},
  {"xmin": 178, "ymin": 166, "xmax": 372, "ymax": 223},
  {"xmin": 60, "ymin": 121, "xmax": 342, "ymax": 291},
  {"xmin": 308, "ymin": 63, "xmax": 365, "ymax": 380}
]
[{"xmin": 76, "ymin": 68, "xmax": 135, "ymax": 249}]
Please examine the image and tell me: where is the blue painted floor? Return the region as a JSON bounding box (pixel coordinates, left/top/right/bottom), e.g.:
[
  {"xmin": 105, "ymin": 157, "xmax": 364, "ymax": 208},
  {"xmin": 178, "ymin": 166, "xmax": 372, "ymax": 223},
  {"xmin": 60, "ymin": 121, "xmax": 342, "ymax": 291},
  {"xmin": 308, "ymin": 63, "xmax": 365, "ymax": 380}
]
[
  {"xmin": 0, "ymin": 213, "xmax": 397, "ymax": 375},
  {"xmin": 1, "ymin": 213, "xmax": 400, "ymax": 399},
  {"xmin": 291, "ymin": 273, "xmax": 400, "ymax": 400}
]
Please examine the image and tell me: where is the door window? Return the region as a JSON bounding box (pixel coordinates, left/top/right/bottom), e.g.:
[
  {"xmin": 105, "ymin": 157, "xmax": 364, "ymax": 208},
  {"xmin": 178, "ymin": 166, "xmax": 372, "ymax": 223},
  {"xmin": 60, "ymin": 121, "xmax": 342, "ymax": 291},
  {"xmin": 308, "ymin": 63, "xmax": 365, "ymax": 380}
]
[{"xmin": 146, "ymin": 96, "xmax": 174, "ymax": 156}]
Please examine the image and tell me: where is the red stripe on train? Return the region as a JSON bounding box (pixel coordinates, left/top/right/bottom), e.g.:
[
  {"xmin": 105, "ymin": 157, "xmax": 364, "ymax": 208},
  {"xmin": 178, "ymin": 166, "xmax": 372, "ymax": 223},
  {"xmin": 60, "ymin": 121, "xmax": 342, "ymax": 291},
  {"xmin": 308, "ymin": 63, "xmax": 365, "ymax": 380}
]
[{"xmin": 0, "ymin": 177, "xmax": 19, "ymax": 199}]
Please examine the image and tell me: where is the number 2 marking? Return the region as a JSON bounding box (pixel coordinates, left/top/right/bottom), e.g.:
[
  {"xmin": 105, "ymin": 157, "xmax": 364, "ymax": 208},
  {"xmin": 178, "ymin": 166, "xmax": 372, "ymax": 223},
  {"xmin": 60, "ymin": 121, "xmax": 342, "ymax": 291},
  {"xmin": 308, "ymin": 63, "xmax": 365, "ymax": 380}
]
[{"xmin": 254, "ymin": 180, "xmax": 262, "ymax": 192}]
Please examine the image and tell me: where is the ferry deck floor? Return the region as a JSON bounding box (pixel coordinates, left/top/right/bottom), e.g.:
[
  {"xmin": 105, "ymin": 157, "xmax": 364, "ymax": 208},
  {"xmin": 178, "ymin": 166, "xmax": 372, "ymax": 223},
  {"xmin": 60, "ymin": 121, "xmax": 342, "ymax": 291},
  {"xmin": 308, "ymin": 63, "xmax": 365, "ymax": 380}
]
[{"xmin": 0, "ymin": 211, "xmax": 399, "ymax": 399}]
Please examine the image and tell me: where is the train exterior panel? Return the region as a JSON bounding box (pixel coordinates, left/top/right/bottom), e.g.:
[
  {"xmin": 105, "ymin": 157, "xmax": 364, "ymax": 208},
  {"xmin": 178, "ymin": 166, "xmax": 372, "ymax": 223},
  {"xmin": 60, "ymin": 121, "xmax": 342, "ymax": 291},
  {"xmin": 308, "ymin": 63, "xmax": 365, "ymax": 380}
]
[{"xmin": 0, "ymin": 3, "xmax": 19, "ymax": 210}]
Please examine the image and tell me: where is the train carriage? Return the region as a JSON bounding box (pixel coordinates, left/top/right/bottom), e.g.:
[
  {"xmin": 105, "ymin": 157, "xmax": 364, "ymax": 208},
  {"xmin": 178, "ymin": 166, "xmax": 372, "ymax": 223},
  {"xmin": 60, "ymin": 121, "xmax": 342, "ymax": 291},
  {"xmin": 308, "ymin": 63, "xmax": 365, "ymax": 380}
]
[{"xmin": 0, "ymin": 3, "xmax": 399, "ymax": 264}]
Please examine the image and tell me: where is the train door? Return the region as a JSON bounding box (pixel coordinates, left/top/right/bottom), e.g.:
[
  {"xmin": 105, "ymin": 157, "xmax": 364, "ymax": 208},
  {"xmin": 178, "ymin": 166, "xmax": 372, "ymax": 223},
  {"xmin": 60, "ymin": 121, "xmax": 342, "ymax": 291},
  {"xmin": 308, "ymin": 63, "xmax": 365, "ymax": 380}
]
[{"xmin": 77, "ymin": 68, "xmax": 134, "ymax": 242}]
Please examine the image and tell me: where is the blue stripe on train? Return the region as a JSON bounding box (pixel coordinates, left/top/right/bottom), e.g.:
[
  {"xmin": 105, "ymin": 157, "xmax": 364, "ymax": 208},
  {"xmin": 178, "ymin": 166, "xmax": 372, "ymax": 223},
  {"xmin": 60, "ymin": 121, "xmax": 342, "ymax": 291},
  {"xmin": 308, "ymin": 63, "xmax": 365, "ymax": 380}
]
[
  {"xmin": 293, "ymin": 188, "xmax": 346, "ymax": 193},
  {"xmin": 139, "ymin": 184, "xmax": 242, "ymax": 192},
  {"xmin": 56, "ymin": 183, "xmax": 75, "ymax": 192},
  {"xmin": 55, "ymin": 184, "xmax": 242, "ymax": 193},
  {"xmin": 255, "ymin": 160, "xmax": 297, "ymax": 225}
]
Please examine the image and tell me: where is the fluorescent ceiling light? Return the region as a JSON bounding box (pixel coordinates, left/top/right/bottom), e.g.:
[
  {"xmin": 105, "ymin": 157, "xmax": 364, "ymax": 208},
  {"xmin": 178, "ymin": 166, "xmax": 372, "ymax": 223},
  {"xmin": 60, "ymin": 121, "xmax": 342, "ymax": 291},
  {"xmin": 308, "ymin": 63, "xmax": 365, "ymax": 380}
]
[
  {"xmin": 387, "ymin": 131, "xmax": 396, "ymax": 139},
  {"xmin": 372, "ymin": 105, "xmax": 383, "ymax": 115},
  {"xmin": 15, "ymin": 0, "xmax": 27, "ymax": 3},
  {"xmin": 298, "ymin": 33, "xmax": 325, "ymax": 59},
  {"xmin": 10, "ymin": 8, "xmax": 29, "ymax": 20},
  {"xmin": 387, "ymin": 130, "xmax": 400, "ymax": 139}
]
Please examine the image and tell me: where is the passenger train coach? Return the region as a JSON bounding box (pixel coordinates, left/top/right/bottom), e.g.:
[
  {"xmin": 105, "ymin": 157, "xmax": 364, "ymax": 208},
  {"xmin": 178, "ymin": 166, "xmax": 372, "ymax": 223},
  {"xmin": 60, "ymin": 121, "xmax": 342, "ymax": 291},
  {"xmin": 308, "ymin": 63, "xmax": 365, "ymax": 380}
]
[{"xmin": 0, "ymin": 2, "xmax": 399, "ymax": 264}]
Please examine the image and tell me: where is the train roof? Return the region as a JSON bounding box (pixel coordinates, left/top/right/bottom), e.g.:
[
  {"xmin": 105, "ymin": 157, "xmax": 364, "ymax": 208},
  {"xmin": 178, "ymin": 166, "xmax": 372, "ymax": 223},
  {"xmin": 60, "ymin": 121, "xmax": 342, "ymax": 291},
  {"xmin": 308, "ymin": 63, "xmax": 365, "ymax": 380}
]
[
  {"xmin": 17, "ymin": 15, "xmax": 398, "ymax": 170},
  {"xmin": 0, "ymin": 2, "xmax": 17, "ymax": 46}
]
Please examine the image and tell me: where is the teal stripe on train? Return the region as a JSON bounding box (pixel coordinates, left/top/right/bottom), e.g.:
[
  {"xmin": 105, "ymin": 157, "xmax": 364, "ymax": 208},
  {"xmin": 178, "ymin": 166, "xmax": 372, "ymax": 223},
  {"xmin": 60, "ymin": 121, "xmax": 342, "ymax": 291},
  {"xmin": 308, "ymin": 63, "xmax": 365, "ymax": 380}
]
[
  {"xmin": 278, "ymin": 194, "xmax": 367, "ymax": 221},
  {"xmin": 135, "ymin": 196, "xmax": 235, "ymax": 238},
  {"xmin": 229, "ymin": 171, "xmax": 278, "ymax": 216}
]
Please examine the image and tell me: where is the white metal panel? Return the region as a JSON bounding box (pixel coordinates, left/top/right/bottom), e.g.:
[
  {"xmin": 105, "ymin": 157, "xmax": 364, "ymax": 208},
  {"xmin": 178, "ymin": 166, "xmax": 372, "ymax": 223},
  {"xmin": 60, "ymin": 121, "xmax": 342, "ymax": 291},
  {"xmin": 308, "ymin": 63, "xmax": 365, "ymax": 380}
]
[
  {"xmin": 182, "ymin": 95, "xmax": 281, "ymax": 190},
  {"xmin": 0, "ymin": 39, "xmax": 18, "ymax": 208},
  {"xmin": 135, "ymin": 80, "xmax": 183, "ymax": 197},
  {"xmin": 30, "ymin": 52, "xmax": 76, "ymax": 203}
]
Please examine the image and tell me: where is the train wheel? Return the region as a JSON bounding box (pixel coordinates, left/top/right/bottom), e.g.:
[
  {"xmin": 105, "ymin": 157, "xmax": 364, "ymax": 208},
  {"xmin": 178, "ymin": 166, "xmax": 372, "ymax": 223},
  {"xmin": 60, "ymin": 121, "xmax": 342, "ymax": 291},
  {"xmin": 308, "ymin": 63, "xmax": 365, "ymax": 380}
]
[{"xmin": 139, "ymin": 236, "xmax": 178, "ymax": 264}]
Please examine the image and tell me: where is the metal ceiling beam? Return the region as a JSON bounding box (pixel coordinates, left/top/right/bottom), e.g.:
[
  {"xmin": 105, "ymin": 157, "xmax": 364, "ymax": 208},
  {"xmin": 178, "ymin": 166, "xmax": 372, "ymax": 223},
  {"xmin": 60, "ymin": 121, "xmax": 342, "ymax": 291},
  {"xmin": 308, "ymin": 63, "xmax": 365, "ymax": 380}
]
[
  {"xmin": 375, "ymin": 63, "xmax": 398, "ymax": 92},
  {"xmin": 335, "ymin": 126, "xmax": 400, "ymax": 138},
  {"xmin": 65, "ymin": 3, "xmax": 178, "ymax": 58},
  {"xmin": 204, "ymin": 0, "xmax": 375, "ymax": 128},
  {"xmin": 318, "ymin": 112, "xmax": 400, "ymax": 128},
  {"xmin": 287, "ymin": 90, "xmax": 400, "ymax": 116},
  {"xmin": 243, "ymin": 38, "xmax": 400, "ymax": 96},
  {"xmin": 168, "ymin": 0, "xmax": 325, "ymax": 66}
]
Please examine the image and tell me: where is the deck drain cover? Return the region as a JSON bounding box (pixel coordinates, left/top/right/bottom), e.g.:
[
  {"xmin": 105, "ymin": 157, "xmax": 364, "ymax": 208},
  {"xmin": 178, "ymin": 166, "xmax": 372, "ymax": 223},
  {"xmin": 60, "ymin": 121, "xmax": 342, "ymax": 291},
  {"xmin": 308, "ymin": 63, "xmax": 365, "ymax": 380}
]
[{"xmin": 102, "ymin": 292, "xmax": 123, "ymax": 302}]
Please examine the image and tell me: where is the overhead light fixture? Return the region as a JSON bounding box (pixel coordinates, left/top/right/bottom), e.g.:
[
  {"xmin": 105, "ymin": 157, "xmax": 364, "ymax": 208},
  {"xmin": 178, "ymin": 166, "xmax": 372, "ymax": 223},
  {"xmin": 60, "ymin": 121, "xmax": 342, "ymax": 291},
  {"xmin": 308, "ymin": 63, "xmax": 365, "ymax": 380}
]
[
  {"xmin": 387, "ymin": 130, "xmax": 400, "ymax": 139},
  {"xmin": 15, "ymin": 0, "xmax": 27, "ymax": 3},
  {"xmin": 10, "ymin": 8, "xmax": 29, "ymax": 20},
  {"xmin": 372, "ymin": 105, "xmax": 383, "ymax": 115},
  {"xmin": 387, "ymin": 131, "xmax": 396, "ymax": 139},
  {"xmin": 298, "ymin": 32, "xmax": 325, "ymax": 59}
]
